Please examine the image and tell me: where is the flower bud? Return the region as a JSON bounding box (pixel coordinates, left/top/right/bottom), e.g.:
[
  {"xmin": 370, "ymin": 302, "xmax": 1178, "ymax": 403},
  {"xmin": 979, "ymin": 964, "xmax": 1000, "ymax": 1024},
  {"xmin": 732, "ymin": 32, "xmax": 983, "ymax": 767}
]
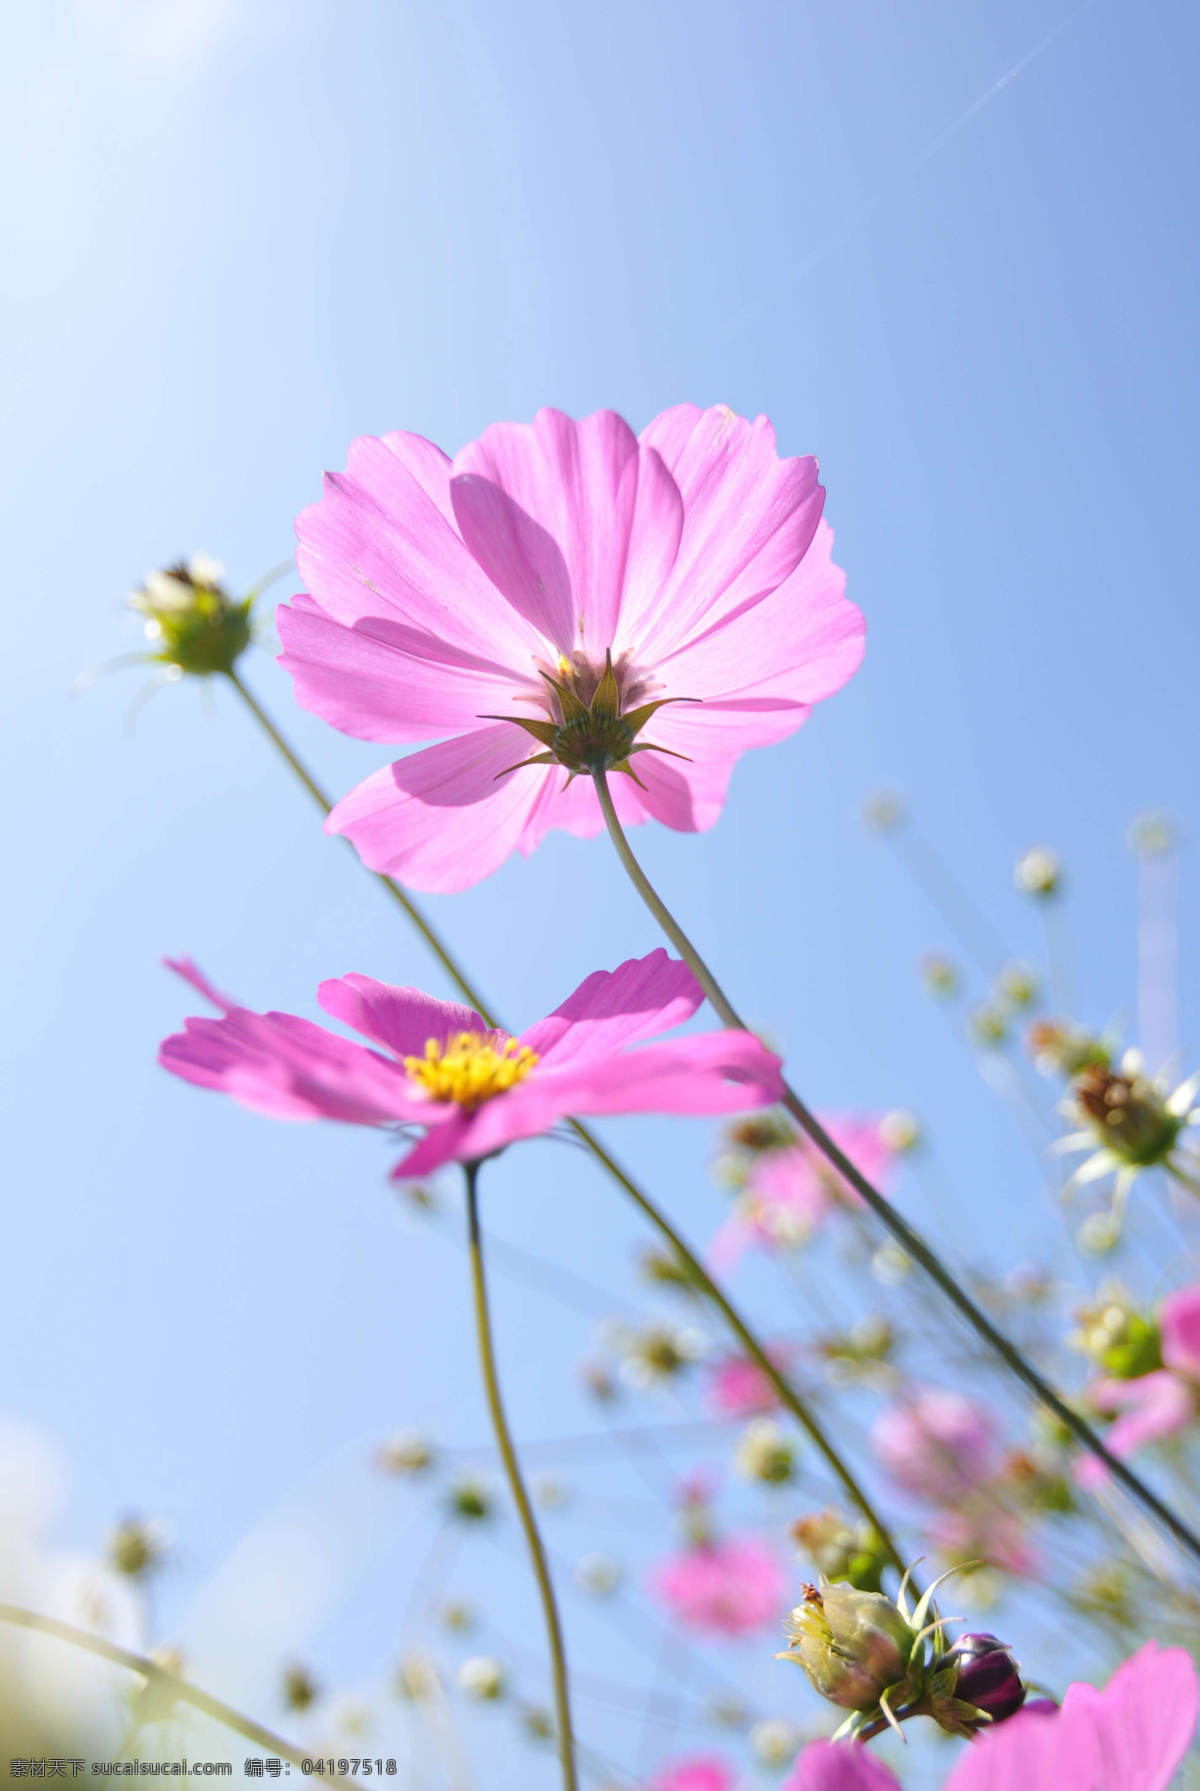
[
  {"xmin": 861, "ymin": 791, "xmax": 907, "ymax": 835},
  {"xmin": 1127, "ymin": 810, "xmax": 1175, "ymax": 859},
  {"xmin": 283, "ymin": 1662, "xmax": 319, "ymax": 1712},
  {"xmin": 446, "ymin": 1471, "xmax": 492, "ymax": 1521},
  {"xmin": 457, "ymin": 1655, "xmax": 505, "ymax": 1701},
  {"xmin": 879, "ymin": 1110, "xmax": 921, "ymax": 1154},
  {"xmin": 1070, "ymin": 1061, "xmax": 1182, "ymax": 1168},
  {"xmin": 968, "ymin": 1003, "xmax": 1009, "ymax": 1049},
  {"xmin": 790, "ymin": 1509, "xmax": 888, "ymax": 1594},
  {"xmin": 128, "ymin": 555, "xmax": 254, "ymax": 678},
  {"xmin": 779, "ymin": 1581, "xmax": 915, "ymax": 1712},
  {"xmin": 1015, "ymin": 846, "xmax": 1062, "ymax": 898},
  {"xmin": 108, "ymin": 1514, "xmax": 170, "ymax": 1579},
  {"xmin": 376, "ymin": 1429, "xmax": 436, "ymax": 1475},
  {"xmin": 734, "ymin": 1419, "xmax": 795, "ymax": 1485},
  {"xmin": 938, "ymin": 1632, "xmax": 1026, "ymax": 1723},
  {"xmin": 919, "ymin": 953, "xmax": 960, "ymax": 1000},
  {"xmin": 749, "ymin": 1718, "xmax": 800, "ymax": 1766},
  {"xmin": 995, "ymin": 963, "xmax": 1038, "ymax": 1010},
  {"xmin": 1027, "ymin": 1019, "xmax": 1109, "ymax": 1078}
]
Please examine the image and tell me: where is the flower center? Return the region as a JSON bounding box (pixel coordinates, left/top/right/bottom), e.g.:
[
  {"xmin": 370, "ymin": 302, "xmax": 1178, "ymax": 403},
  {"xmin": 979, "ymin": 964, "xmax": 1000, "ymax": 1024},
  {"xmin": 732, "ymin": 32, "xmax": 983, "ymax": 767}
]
[
  {"xmin": 482, "ymin": 649, "xmax": 696, "ymax": 789},
  {"xmin": 403, "ymin": 1032, "xmax": 538, "ymax": 1109}
]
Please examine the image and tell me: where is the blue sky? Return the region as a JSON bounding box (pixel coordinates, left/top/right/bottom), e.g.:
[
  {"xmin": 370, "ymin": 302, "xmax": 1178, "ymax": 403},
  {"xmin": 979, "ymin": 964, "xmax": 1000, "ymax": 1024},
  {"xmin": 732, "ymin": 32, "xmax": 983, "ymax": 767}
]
[{"xmin": 1, "ymin": 0, "xmax": 1197, "ymax": 1777}]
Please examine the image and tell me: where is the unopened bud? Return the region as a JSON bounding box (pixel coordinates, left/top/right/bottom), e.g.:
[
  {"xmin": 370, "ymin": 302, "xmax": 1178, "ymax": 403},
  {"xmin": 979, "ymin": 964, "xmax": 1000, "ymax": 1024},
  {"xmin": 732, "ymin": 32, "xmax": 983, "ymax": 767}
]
[
  {"xmin": 791, "ymin": 1509, "xmax": 887, "ymax": 1594},
  {"xmin": 638, "ymin": 1246, "xmax": 701, "ymax": 1297},
  {"xmin": 919, "ymin": 953, "xmax": 960, "ymax": 1000},
  {"xmin": 968, "ymin": 1003, "xmax": 1009, "ymax": 1049},
  {"xmin": 108, "ymin": 1514, "xmax": 170, "ymax": 1580},
  {"xmin": 376, "ymin": 1430, "xmax": 436, "ymax": 1476},
  {"xmin": 938, "ymin": 1633, "xmax": 1026, "ymax": 1724},
  {"xmin": 1127, "ymin": 811, "xmax": 1175, "ymax": 859},
  {"xmin": 575, "ymin": 1552, "xmax": 623, "ymax": 1597},
  {"xmin": 446, "ymin": 1472, "xmax": 492, "ymax": 1522},
  {"xmin": 283, "ymin": 1663, "xmax": 319, "ymax": 1712},
  {"xmin": 779, "ymin": 1581, "xmax": 915, "ymax": 1712},
  {"xmin": 861, "ymin": 791, "xmax": 907, "ymax": 834},
  {"xmin": 128, "ymin": 555, "xmax": 254, "ymax": 678},
  {"xmin": 734, "ymin": 1419, "xmax": 795, "ymax": 1485},
  {"xmin": 995, "ymin": 963, "xmax": 1038, "ymax": 1010},
  {"xmin": 1070, "ymin": 1060, "xmax": 1183, "ymax": 1169},
  {"xmin": 1015, "ymin": 846, "xmax": 1061, "ymax": 898},
  {"xmin": 457, "ymin": 1655, "xmax": 505, "ymax": 1701},
  {"xmin": 879, "ymin": 1110, "xmax": 921, "ymax": 1154},
  {"xmin": 749, "ymin": 1717, "xmax": 801, "ymax": 1765},
  {"xmin": 1027, "ymin": 1019, "xmax": 1109, "ymax": 1078}
]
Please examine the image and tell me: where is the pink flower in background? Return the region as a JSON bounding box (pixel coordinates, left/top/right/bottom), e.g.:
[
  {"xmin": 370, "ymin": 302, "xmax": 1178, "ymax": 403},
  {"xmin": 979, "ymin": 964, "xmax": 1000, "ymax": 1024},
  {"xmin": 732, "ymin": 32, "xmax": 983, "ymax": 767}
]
[
  {"xmin": 782, "ymin": 1643, "xmax": 1197, "ymax": 1791},
  {"xmin": 651, "ymin": 1758, "xmax": 738, "ymax": 1791},
  {"xmin": 710, "ymin": 1117, "xmax": 894, "ymax": 1269},
  {"xmin": 871, "ymin": 1389, "xmax": 997, "ymax": 1504},
  {"xmin": 1079, "ymin": 1282, "xmax": 1200, "ymax": 1488},
  {"xmin": 279, "ymin": 404, "xmax": 863, "ymax": 892},
  {"xmin": 928, "ymin": 1505, "xmax": 1041, "ymax": 1579},
  {"xmin": 704, "ymin": 1347, "xmax": 793, "ymax": 1418},
  {"xmin": 782, "ymin": 1742, "xmax": 899, "ymax": 1791},
  {"xmin": 159, "ymin": 949, "xmax": 783, "ymax": 1178},
  {"xmin": 946, "ymin": 1641, "xmax": 1197, "ymax": 1791},
  {"xmin": 649, "ymin": 1532, "xmax": 786, "ymax": 1638}
]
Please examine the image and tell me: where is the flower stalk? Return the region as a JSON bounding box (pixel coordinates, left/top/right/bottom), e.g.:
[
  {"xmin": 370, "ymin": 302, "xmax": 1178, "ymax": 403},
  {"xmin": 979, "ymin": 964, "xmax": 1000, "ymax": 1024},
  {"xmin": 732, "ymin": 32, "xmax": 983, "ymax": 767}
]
[
  {"xmin": 591, "ymin": 767, "xmax": 1200, "ymax": 1568},
  {"xmin": 225, "ymin": 667, "xmax": 908, "ymax": 1579},
  {"xmin": 463, "ymin": 1159, "xmax": 578, "ymax": 1791}
]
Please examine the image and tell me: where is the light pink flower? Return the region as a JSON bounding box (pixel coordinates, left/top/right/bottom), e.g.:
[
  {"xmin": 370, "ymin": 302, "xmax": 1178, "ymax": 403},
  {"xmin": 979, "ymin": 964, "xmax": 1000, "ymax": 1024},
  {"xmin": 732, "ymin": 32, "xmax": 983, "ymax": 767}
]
[
  {"xmin": 704, "ymin": 1348, "xmax": 793, "ymax": 1418},
  {"xmin": 710, "ymin": 1117, "xmax": 894, "ymax": 1270},
  {"xmin": 1078, "ymin": 1282, "xmax": 1200, "ymax": 1489},
  {"xmin": 649, "ymin": 1533, "xmax": 786, "ymax": 1638},
  {"xmin": 871, "ymin": 1389, "xmax": 997, "ymax": 1504},
  {"xmin": 782, "ymin": 1742, "xmax": 899, "ymax": 1791},
  {"xmin": 927, "ymin": 1504, "xmax": 1040, "ymax": 1579},
  {"xmin": 946, "ymin": 1641, "xmax": 1197, "ymax": 1791},
  {"xmin": 279, "ymin": 405, "xmax": 863, "ymax": 892},
  {"xmin": 159, "ymin": 950, "xmax": 783, "ymax": 1178},
  {"xmin": 651, "ymin": 1758, "xmax": 738, "ymax": 1791}
]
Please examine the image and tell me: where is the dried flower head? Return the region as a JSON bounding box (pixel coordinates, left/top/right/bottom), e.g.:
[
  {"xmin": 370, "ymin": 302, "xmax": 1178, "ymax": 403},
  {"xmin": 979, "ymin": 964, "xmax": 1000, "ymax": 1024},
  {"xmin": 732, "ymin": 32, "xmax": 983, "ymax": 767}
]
[{"xmin": 1055, "ymin": 1049, "xmax": 1200, "ymax": 1216}]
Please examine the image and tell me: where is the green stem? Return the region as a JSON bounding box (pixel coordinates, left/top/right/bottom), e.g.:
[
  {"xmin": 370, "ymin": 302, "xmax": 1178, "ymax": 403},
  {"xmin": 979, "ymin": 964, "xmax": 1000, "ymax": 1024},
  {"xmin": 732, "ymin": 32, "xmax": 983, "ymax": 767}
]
[
  {"xmin": 464, "ymin": 1161, "xmax": 577, "ymax": 1790},
  {"xmin": 226, "ymin": 666, "xmax": 904, "ymax": 1572},
  {"xmin": 0, "ymin": 1602, "xmax": 334, "ymax": 1775},
  {"xmin": 592, "ymin": 768, "xmax": 1200, "ymax": 1569}
]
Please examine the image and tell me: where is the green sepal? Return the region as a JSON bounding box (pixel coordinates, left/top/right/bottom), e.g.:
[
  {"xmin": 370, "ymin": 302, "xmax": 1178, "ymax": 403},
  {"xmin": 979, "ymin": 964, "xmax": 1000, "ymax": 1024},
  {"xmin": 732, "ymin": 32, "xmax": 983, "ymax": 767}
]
[
  {"xmin": 627, "ymin": 741, "xmax": 693, "ymax": 764},
  {"xmin": 621, "ymin": 694, "xmax": 700, "ymax": 737},
  {"xmin": 538, "ymin": 671, "xmax": 589, "ymax": 723},
  {"xmin": 609, "ymin": 758, "xmax": 649, "ymax": 791},
  {"xmin": 589, "ymin": 650, "xmax": 621, "ymax": 721},
  {"xmin": 493, "ymin": 751, "xmax": 558, "ymax": 780},
  {"xmin": 480, "ymin": 713, "xmax": 560, "ymax": 748}
]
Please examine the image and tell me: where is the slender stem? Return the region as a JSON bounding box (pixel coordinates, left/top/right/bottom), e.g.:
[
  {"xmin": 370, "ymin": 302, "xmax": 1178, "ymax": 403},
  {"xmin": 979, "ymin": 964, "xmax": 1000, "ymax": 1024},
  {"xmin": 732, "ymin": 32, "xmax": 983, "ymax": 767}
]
[
  {"xmin": 225, "ymin": 670, "xmax": 494, "ymax": 1017},
  {"xmin": 0, "ymin": 1602, "xmax": 340, "ymax": 1776},
  {"xmin": 226, "ymin": 665, "xmax": 904, "ymax": 1570},
  {"xmin": 565, "ymin": 1115, "xmax": 906, "ymax": 1576},
  {"xmin": 592, "ymin": 769, "xmax": 1200, "ymax": 1569},
  {"xmin": 463, "ymin": 1160, "xmax": 578, "ymax": 1791}
]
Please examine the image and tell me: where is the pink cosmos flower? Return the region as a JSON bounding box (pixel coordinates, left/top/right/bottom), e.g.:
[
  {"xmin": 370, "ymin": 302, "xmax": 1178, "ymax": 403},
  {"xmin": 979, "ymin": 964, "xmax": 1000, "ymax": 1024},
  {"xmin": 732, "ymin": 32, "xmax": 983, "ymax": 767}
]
[
  {"xmin": 159, "ymin": 949, "xmax": 784, "ymax": 1178},
  {"xmin": 1078, "ymin": 1282, "xmax": 1200, "ymax": 1488},
  {"xmin": 871, "ymin": 1389, "xmax": 997, "ymax": 1505},
  {"xmin": 711, "ymin": 1117, "xmax": 894, "ymax": 1270},
  {"xmin": 927, "ymin": 1504, "xmax": 1040, "ymax": 1579},
  {"xmin": 649, "ymin": 1533, "xmax": 786, "ymax": 1638},
  {"xmin": 704, "ymin": 1348, "xmax": 794, "ymax": 1418},
  {"xmin": 279, "ymin": 405, "xmax": 864, "ymax": 892},
  {"xmin": 782, "ymin": 1642, "xmax": 1197, "ymax": 1791},
  {"xmin": 651, "ymin": 1759, "xmax": 737, "ymax": 1791}
]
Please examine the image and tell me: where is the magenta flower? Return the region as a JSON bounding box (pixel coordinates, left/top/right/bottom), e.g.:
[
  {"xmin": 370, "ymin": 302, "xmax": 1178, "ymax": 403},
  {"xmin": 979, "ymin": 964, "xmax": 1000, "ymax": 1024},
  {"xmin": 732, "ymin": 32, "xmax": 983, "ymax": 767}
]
[
  {"xmin": 279, "ymin": 405, "xmax": 864, "ymax": 892},
  {"xmin": 159, "ymin": 949, "xmax": 783, "ymax": 1177},
  {"xmin": 1078, "ymin": 1282, "xmax": 1200, "ymax": 1488},
  {"xmin": 711, "ymin": 1117, "xmax": 894, "ymax": 1269},
  {"xmin": 781, "ymin": 1741, "xmax": 900, "ymax": 1791},
  {"xmin": 705, "ymin": 1348, "xmax": 794, "ymax": 1418},
  {"xmin": 649, "ymin": 1532, "xmax": 786, "ymax": 1638},
  {"xmin": 871, "ymin": 1389, "xmax": 998, "ymax": 1505},
  {"xmin": 945, "ymin": 1641, "xmax": 1197, "ymax": 1791},
  {"xmin": 782, "ymin": 1642, "xmax": 1197, "ymax": 1791},
  {"xmin": 650, "ymin": 1759, "xmax": 738, "ymax": 1791}
]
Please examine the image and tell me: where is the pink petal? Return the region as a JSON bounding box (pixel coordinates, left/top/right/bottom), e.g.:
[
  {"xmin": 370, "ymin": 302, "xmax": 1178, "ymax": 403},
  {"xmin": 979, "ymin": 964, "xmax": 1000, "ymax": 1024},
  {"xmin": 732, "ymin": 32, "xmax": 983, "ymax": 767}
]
[
  {"xmin": 1161, "ymin": 1282, "xmax": 1200, "ymax": 1380},
  {"xmin": 277, "ymin": 595, "xmax": 527, "ymax": 744},
  {"xmin": 294, "ymin": 430, "xmax": 545, "ymax": 666},
  {"xmin": 160, "ymin": 1007, "xmax": 424, "ymax": 1126},
  {"xmin": 631, "ymin": 404, "xmax": 824, "ymax": 662},
  {"xmin": 650, "ymin": 1758, "xmax": 737, "ymax": 1791},
  {"xmin": 164, "ymin": 956, "xmax": 237, "ymax": 1014},
  {"xmin": 518, "ymin": 950, "xmax": 703, "ymax": 1065},
  {"xmin": 389, "ymin": 1108, "xmax": 476, "ymax": 1178},
  {"xmin": 651, "ymin": 519, "xmax": 870, "ymax": 712},
  {"xmin": 526, "ymin": 1031, "xmax": 784, "ymax": 1118},
  {"xmin": 325, "ymin": 726, "xmax": 551, "ymax": 893},
  {"xmin": 782, "ymin": 1742, "xmax": 900, "ymax": 1791},
  {"xmin": 1063, "ymin": 1640, "xmax": 1198, "ymax": 1791},
  {"xmin": 317, "ymin": 975, "xmax": 492, "ymax": 1059},
  {"xmin": 945, "ymin": 1703, "xmax": 1095, "ymax": 1791},
  {"xmin": 1075, "ymin": 1371, "xmax": 1194, "ymax": 1489},
  {"xmin": 452, "ymin": 408, "xmax": 684, "ymax": 652}
]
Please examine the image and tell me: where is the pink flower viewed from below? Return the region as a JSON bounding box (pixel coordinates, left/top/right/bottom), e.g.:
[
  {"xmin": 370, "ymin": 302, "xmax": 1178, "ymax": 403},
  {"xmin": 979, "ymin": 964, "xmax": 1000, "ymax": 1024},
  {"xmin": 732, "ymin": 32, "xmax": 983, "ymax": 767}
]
[
  {"xmin": 782, "ymin": 1741, "xmax": 899, "ymax": 1791},
  {"xmin": 711, "ymin": 1117, "xmax": 894, "ymax": 1269},
  {"xmin": 704, "ymin": 1347, "xmax": 793, "ymax": 1418},
  {"xmin": 945, "ymin": 1641, "xmax": 1197, "ymax": 1791},
  {"xmin": 650, "ymin": 1758, "xmax": 737, "ymax": 1791},
  {"xmin": 1078, "ymin": 1282, "xmax": 1200, "ymax": 1489},
  {"xmin": 279, "ymin": 404, "xmax": 864, "ymax": 891},
  {"xmin": 649, "ymin": 1532, "xmax": 786, "ymax": 1638},
  {"xmin": 871, "ymin": 1389, "xmax": 998, "ymax": 1505},
  {"xmin": 159, "ymin": 950, "xmax": 784, "ymax": 1178}
]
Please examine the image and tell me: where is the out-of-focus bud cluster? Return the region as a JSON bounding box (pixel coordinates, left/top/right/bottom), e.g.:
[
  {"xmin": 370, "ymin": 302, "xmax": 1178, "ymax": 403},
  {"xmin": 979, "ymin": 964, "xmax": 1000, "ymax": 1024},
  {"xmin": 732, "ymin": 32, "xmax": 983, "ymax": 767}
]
[
  {"xmin": 602, "ymin": 1318, "xmax": 707, "ymax": 1390},
  {"xmin": 107, "ymin": 1514, "xmax": 171, "ymax": 1580},
  {"xmin": 791, "ymin": 1507, "xmax": 889, "ymax": 1594},
  {"xmin": 1070, "ymin": 1283, "xmax": 1161, "ymax": 1379},
  {"xmin": 128, "ymin": 555, "xmax": 254, "ymax": 679}
]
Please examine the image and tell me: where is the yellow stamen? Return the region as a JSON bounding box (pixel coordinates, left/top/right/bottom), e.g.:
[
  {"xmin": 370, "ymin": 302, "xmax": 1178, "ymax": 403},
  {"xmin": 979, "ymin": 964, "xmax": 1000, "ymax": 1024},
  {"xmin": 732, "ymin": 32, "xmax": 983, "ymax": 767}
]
[{"xmin": 404, "ymin": 1032, "xmax": 538, "ymax": 1109}]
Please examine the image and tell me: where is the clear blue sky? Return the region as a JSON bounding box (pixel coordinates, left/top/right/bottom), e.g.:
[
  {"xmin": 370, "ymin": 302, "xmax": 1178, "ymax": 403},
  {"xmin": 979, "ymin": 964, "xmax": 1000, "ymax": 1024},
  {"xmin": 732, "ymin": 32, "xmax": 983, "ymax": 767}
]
[{"xmin": 1, "ymin": 0, "xmax": 1197, "ymax": 1778}]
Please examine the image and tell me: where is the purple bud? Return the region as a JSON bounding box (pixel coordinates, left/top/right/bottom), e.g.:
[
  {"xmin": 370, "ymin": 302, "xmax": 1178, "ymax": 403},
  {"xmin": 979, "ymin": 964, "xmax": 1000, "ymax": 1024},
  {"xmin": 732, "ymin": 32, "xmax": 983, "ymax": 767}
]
[{"xmin": 943, "ymin": 1633, "xmax": 1026, "ymax": 1723}]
